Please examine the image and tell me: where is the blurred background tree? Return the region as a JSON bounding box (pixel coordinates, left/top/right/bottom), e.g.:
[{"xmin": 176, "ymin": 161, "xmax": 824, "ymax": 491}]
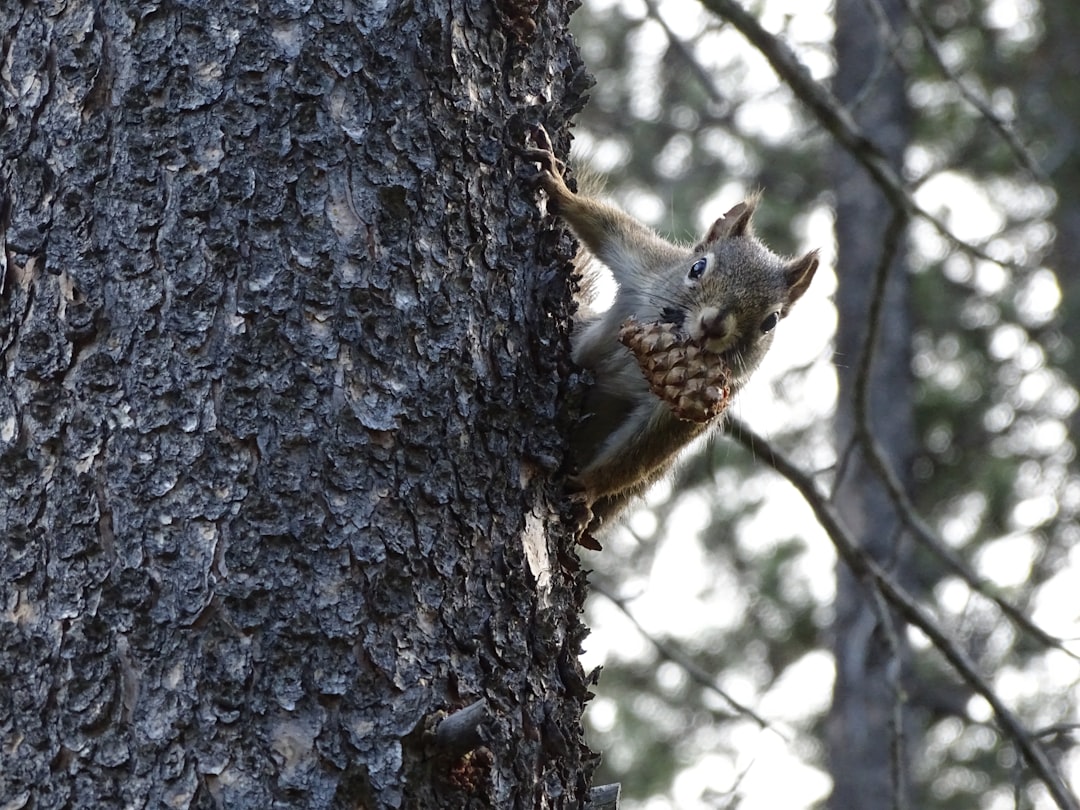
[{"xmin": 569, "ymin": 0, "xmax": 1080, "ymax": 807}]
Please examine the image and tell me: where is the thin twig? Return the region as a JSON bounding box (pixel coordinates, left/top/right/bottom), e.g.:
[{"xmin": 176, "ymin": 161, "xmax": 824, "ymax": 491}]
[
  {"xmin": 897, "ymin": 0, "xmax": 1047, "ymax": 182},
  {"xmin": 850, "ymin": 0, "xmax": 1045, "ymax": 182},
  {"xmin": 851, "ymin": 208, "xmax": 1076, "ymax": 658},
  {"xmin": 851, "ymin": 206, "xmax": 909, "ymax": 441},
  {"xmin": 591, "ymin": 582, "xmax": 777, "ymax": 732},
  {"xmin": 696, "ymin": 0, "xmax": 1037, "ymax": 273},
  {"xmin": 846, "ymin": 0, "xmax": 900, "ymax": 116},
  {"xmin": 642, "ymin": 0, "xmax": 730, "ymax": 109},
  {"xmin": 727, "ymin": 419, "xmax": 1080, "ymax": 810},
  {"xmin": 868, "ymin": 581, "xmax": 910, "ymax": 810}
]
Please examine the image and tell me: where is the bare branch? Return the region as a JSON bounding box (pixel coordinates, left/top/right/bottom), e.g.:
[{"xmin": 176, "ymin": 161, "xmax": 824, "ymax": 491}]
[
  {"xmin": 847, "ymin": 0, "xmax": 905, "ymax": 116},
  {"xmin": 642, "ymin": 0, "xmax": 730, "ymax": 109},
  {"xmin": 591, "ymin": 582, "xmax": 777, "ymax": 732},
  {"xmin": 853, "ymin": 210, "xmax": 1077, "ymax": 658},
  {"xmin": 897, "ymin": 0, "xmax": 1047, "ymax": 182},
  {"xmin": 699, "ymin": 0, "xmax": 900, "ymax": 189},
  {"xmin": 867, "ymin": 582, "xmax": 911, "ymax": 810},
  {"xmin": 849, "ymin": 0, "xmax": 1045, "ymax": 181},
  {"xmin": 726, "ymin": 419, "xmax": 1080, "ymax": 810},
  {"xmin": 696, "ymin": 0, "xmax": 1038, "ymax": 272},
  {"xmin": 586, "ymin": 783, "xmax": 622, "ymax": 809},
  {"xmin": 433, "ymin": 700, "xmax": 490, "ymax": 757}
]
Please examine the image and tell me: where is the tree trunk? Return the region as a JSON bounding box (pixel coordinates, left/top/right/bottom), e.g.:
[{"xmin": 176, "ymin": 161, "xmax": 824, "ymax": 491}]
[
  {"xmin": 828, "ymin": 0, "xmax": 916, "ymax": 807},
  {"xmin": 1030, "ymin": 1, "xmax": 1080, "ymax": 443},
  {"xmin": 0, "ymin": 2, "xmax": 595, "ymax": 808}
]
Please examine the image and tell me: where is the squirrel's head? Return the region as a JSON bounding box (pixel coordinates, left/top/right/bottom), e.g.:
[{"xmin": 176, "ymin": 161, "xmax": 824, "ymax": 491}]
[{"xmin": 657, "ymin": 197, "xmax": 819, "ymax": 386}]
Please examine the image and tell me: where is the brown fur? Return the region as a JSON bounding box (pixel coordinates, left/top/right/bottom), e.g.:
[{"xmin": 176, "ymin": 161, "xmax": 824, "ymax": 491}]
[{"xmin": 523, "ymin": 127, "xmax": 819, "ymax": 532}]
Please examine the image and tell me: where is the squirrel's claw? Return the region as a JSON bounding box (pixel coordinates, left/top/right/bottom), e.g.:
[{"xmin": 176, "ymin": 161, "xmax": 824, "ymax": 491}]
[
  {"xmin": 518, "ymin": 125, "xmax": 567, "ymax": 178},
  {"xmin": 563, "ymin": 485, "xmax": 600, "ymax": 548},
  {"xmin": 531, "ymin": 124, "xmax": 553, "ymax": 151}
]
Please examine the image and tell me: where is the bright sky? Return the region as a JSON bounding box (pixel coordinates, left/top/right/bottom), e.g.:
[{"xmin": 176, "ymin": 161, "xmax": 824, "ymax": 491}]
[{"xmin": 575, "ymin": 0, "xmax": 1079, "ymax": 808}]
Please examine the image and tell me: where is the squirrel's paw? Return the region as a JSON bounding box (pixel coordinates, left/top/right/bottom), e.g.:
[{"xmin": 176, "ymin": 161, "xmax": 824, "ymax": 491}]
[
  {"xmin": 518, "ymin": 125, "xmax": 563, "ymax": 172},
  {"xmin": 562, "ymin": 485, "xmax": 601, "ymax": 549},
  {"xmin": 518, "ymin": 125, "xmax": 572, "ymax": 204}
]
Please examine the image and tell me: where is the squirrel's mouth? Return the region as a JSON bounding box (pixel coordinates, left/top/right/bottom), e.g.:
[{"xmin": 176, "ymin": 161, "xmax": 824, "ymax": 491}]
[
  {"xmin": 658, "ymin": 305, "xmax": 743, "ymax": 360},
  {"xmin": 690, "ymin": 306, "xmax": 739, "ymax": 354}
]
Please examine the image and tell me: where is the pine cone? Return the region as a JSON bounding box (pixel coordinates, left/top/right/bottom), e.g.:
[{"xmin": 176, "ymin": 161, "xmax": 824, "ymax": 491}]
[{"xmin": 618, "ymin": 318, "xmax": 732, "ymax": 423}]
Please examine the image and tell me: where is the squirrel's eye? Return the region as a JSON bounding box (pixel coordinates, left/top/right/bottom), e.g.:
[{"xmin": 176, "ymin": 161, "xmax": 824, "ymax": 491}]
[
  {"xmin": 688, "ymin": 258, "xmax": 708, "ymax": 281},
  {"xmin": 760, "ymin": 312, "xmax": 781, "ymax": 333}
]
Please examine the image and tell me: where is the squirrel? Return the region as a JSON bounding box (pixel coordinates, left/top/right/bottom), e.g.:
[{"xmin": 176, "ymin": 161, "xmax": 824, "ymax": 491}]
[{"xmin": 522, "ymin": 126, "xmax": 819, "ymax": 536}]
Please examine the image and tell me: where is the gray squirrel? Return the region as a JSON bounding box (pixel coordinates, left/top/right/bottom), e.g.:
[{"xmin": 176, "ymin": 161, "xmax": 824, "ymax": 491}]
[{"xmin": 522, "ymin": 126, "xmax": 819, "ymax": 536}]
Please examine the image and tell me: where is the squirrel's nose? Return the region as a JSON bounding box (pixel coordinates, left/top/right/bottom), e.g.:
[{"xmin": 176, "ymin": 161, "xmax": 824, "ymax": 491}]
[
  {"xmin": 704, "ymin": 308, "xmax": 730, "ymax": 336},
  {"xmin": 695, "ymin": 306, "xmax": 738, "ymax": 353},
  {"xmin": 698, "ymin": 306, "xmax": 733, "ymax": 339}
]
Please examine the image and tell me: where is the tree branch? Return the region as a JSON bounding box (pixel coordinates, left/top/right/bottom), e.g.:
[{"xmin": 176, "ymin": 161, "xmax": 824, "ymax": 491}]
[
  {"xmin": 853, "ymin": 208, "xmax": 1077, "ymax": 659},
  {"xmin": 697, "ymin": 0, "xmax": 1039, "ymax": 272},
  {"xmin": 586, "ymin": 783, "xmax": 622, "ymax": 809},
  {"xmin": 433, "ymin": 700, "xmax": 490, "ymax": 757},
  {"xmin": 726, "ymin": 419, "xmax": 1080, "ymax": 810},
  {"xmin": 591, "ymin": 582, "xmax": 776, "ymax": 732},
  {"xmin": 897, "ymin": 0, "xmax": 1047, "ymax": 182},
  {"xmin": 642, "ymin": 0, "xmax": 730, "ymax": 109},
  {"xmin": 868, "ymin": 575, "xmax": 911, "ymax": 810}
]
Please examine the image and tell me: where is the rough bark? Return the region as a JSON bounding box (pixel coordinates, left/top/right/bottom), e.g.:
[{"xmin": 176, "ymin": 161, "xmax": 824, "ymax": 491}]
[
  {"xmin": 827, "ymin": 0, "xmax": 916, "ymax": 807},
  {"xmin": 0, "ymin": 1, "xmax": 595, "ymax": 808}
]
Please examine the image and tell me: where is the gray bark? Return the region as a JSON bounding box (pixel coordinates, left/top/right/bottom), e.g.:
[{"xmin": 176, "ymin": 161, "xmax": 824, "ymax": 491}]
[
  {"xmin": 0, "ymin": 1, "xmax": 595, "ymax": 808},
  {"xmin": 1034, "ymin": 2, "xmax": 1080, "ymax": 444},
  {"xmin": 828, "ymin": 0, "xmax": 916, "ymax": 807}
]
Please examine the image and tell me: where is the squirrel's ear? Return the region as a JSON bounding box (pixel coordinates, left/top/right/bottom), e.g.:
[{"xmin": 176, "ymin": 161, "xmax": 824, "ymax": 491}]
[
  {"xmin": 695, "ymin": 199, "xmax": 757, "ymax": 249},
  {"xmin": 783, "ymin": 250, "xmax": 819, "ymax": 309}
]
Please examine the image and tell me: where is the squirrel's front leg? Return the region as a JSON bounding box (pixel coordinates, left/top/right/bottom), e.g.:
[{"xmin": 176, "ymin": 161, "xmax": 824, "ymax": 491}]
[
  {"xmin": 518, "ymin": 126, "xmax": 576, "ymax": 212},
  {"xmin": 574, "ymin": 398, "xmax": 705, "ymax": 501},
  {"xmin": 520, "ymin": 127, "xmax": 678, "ymax": 281}
]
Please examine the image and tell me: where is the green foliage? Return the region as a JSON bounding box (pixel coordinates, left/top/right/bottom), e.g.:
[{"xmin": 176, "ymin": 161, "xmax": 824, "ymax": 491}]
[
  {"xmin": 570, "ymin": 0, "xmax": 824, "ymax": 249},
  {"xmin": 572, "ymin": 0, "xmax": 1079, "ymax": 807}
]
